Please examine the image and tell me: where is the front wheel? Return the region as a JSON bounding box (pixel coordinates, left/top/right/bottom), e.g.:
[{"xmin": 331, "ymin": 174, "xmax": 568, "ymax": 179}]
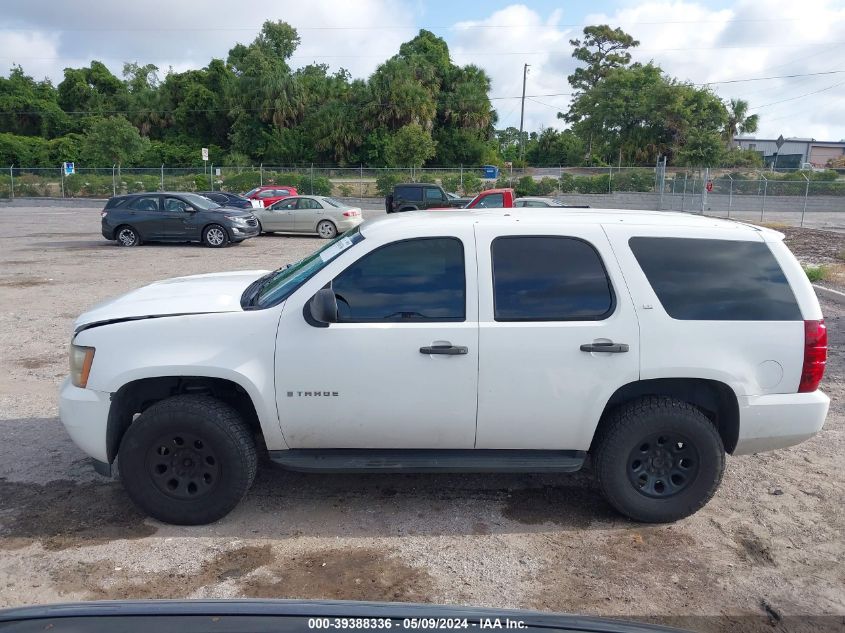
[
  {"xmin": 118, "ymin": 395, "xmax": 257, "ymax": 525},
  {"xmin": 203, "ymin": 224, "xmax": 229, "ymax": 248},
  {"xmin": 316, "ymin": 220, "xmax": 337, "ymax": 239},
  {"xmin": 593, "ymin": 396, "xmax": 725, "ymax": 523}
]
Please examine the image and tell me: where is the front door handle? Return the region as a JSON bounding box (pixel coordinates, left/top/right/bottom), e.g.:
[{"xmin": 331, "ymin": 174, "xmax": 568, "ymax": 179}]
[
  {"xmin": 580, "ymin": 342, "xmax": 629, "ymax": 353},
  {"xmin": 420, "ymin": 344, "xmax": 468, "ymax": 355}
]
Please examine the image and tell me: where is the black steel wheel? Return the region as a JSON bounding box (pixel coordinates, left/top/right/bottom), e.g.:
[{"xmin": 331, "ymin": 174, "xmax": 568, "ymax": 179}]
[
  {"xmin": 118, "ymin": 394, "xmax": 257, "ymax": 525},
  {"xmin": 594, "ymin": 396, "xmax": 725, "ymax": 523},
  {"xmin": 146, "ymin": 431, "xmax": 222, "ymax": 500},
  {"xmin": 626, "ymin": 431, "xmax": 700, "ymax": 498}
]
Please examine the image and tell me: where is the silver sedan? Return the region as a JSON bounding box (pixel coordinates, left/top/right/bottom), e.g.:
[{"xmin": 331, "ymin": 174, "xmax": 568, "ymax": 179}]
[
  {"xmin": 253, "ymin": 195, "xmax": 364, "ymax": 239},
  {"xmin": 514, "ymin": 197, "xmax": 590, "ymax": 208}
]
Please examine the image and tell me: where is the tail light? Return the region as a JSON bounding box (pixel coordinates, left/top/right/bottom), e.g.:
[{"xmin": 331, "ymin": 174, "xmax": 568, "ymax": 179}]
[
  {"xmin": 343, "ymin": 209, "xmax": 361, "ymax": 217},
  {"xmin": 799, "ymin": 319, "xmax": 827, "ymax": 392}
]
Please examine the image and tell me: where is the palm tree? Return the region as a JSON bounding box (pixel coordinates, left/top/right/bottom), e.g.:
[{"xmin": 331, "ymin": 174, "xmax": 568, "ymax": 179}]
[{"xmin": 724, "ymin": 98, "xmax": 759, "ymax": 148}]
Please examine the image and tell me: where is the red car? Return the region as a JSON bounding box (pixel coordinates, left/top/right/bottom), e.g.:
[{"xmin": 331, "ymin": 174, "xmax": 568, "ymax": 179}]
[{"xmin": 244, "ymin": 185, "xmax": 299, "ymax": 208}]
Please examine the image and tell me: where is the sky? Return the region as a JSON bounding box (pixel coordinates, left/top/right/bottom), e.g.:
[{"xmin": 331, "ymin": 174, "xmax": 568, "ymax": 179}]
[{"xmin": 1, "ymin": 0, "xmax": 844, "ymax": 141}]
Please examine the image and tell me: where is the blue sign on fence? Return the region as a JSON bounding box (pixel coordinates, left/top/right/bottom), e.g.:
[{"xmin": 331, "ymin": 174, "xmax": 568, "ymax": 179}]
[{"xmin": 63, "ymin": 162, "xmax": 75, "ymax": 176}]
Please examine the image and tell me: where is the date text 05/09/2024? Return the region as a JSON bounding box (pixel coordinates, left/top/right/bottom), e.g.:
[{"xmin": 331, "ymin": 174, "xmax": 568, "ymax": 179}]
[{"xmin": 307, "ymin": 617, "xmax": 528, "ymax": 630}]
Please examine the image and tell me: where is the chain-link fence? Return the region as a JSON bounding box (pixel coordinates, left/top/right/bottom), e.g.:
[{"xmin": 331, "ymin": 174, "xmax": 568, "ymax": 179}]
[{"xmin": 3, "ymin": 163, "xmax": 844, "ymax": 230}]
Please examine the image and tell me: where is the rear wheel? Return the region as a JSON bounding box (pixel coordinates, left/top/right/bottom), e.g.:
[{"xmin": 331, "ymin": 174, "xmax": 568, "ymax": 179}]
[
  {"xmin": 118, "ymin": 395, "xmax": 257, "ymax": 525},
  {"xmin": 316, "ymin": 220, "xmax": 337, "ymax": 239},
  {"xmin": 593, "ymin": 396, "xmax": 725, "ymax": 523},
  {"xmin": 203, "ymin": 224, "xmax": 229, "ymax": 248},
  {"xmin": 116, "ymin": 225, "xmax": 140, "ymax": 247}
]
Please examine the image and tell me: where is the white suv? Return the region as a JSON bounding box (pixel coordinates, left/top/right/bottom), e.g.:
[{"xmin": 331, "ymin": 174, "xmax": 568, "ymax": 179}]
[{"xmin": 59, "ymin": 210, "xmax": 829, "ymax": 525}]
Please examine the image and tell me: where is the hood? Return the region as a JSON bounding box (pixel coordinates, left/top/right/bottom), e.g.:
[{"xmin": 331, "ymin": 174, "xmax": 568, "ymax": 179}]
[{"xmin": 75, "ymin": 270, "xmax": 269, "ymax": 331}]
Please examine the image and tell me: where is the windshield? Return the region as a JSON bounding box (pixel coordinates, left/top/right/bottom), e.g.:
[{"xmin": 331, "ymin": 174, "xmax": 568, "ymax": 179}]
[
  {"xmin": 181, "ymin": 192, "xmax": 221, "ymax": 210},
  {"xmin": 252, "ymin": 227, "xmax": 363, "ymax": 308},
  {"xmin": 243, "ymin": 187, "xmax": 260, "ymax": 198}
]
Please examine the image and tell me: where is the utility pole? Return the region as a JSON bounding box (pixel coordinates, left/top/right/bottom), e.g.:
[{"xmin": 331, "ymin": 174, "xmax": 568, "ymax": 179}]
[{"xmin": 519, "ymin": 63, "xmax": 529, "ymax": 162}]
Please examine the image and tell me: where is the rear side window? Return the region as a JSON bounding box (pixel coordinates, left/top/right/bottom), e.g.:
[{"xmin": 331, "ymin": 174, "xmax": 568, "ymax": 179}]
[
  {"xmin": 492, "ymin": 236, "xmax": 615, "ymax": 321},
  {"xmin": 127, "ymin": 196, "xmax": 159, "ymax": 212},
  {"xmin": 629, "ymin": 237, "xmax": 801, "ymax": 321},
  {"xmin": 332, "ymin": 237, "xmax": 465, "ymax": 322},
  {"xmin": 396, "ymin": 186, "xmax": 423, "ymax": 202}
]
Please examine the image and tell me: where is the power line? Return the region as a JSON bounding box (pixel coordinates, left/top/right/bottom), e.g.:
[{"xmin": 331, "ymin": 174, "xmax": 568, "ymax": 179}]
[
  {"xmin": 750, "ymin": 79, "xmax": 845, "ymax": 110},
  {"xmin": 4, "ymin": 43, "xmax": 844, "ymax": 63},
  {"xmin": 701, "ymin": 69, "xmax": 845, "ymax": 85},
  {"xmin": 0, "ymin": 17, "xmax": 829, "ymax": 33}
]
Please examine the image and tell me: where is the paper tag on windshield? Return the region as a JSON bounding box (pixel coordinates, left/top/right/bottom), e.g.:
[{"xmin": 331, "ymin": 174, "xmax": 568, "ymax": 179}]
[{"xmin": 319, "ymin": 235, "xmax": 353, "ymax": 262}]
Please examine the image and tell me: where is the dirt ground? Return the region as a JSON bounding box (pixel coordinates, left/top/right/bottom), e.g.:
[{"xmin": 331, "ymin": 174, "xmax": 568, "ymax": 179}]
[{"xmin": 0, "ymin": 205, "xmax": 844, "ymax": 630}]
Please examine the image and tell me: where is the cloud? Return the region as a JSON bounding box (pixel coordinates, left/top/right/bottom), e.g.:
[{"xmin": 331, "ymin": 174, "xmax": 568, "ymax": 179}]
[
  {"xmin": 1, "ymin": 0, "xmax": 417, "ymax": 82},
  {"xmin": 449, "ymin": 5, "xmax": 578, "ymax": 133},
  {"xmin": 450, "ymin": 0, "xmax": 844, "ymax": 140},
  {"xmin": 584, "ymin": 0, "xmax": 845, "ymax": 140}
]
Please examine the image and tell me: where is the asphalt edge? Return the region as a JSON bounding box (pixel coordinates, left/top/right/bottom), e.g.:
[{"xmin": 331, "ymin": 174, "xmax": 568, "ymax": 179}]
[{"xmin": 813, "ymin": 284, "xmax": 845, "ymax": 304}]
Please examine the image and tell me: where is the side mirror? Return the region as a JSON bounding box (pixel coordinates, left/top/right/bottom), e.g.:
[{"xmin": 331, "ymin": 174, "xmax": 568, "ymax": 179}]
[
  {"xmin": 304, "ymin": 287, "xmax": 338, "ymax": 327},
  {"xmin": 184, "ymin": 206, "xmax": 196, "ymax": 213}
]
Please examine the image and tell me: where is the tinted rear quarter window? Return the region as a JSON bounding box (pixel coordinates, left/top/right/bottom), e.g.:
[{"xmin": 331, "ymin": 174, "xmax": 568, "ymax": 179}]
[
  {"xmin": 629, "ymin": 237, "xmax": 801, "ymax": 320},
  {"xmin": 492, "ymin": 236, "xmax": 615, "ymax": 321},
  {"xmin": 396, "ymin": 186, "xmax": 423, "ymax": 202}
]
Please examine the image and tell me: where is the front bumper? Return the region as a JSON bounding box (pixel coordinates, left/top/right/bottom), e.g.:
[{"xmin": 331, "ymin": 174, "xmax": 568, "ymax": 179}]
[
  {"xmin": 58, "ymin": 377, "xmax": 111, "ymax": 463},
  {"xmin": 230, "ymin": 224, "xmax": 260, "ymax": 240},
  {"xmin": 734, "ymin": 390, "xmax": 830, "ymax": 454}
]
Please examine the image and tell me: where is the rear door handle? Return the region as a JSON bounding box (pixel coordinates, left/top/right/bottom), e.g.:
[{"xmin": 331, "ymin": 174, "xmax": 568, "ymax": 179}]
[
  {"xmin": 420, "ymin": 344, "xmax": 468, "ymax": 355},
  {"xmin": 580, "ymin": 342, "xmax": 629, "ymax": 353}
]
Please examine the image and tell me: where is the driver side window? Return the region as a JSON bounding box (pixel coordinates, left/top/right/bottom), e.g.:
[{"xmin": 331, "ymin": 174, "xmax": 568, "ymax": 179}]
[
  {"xmin": 332, "ymin": 238, "xmax": 465, "ymax": 323},
  {"xmin": 164, "ymin": 197, "xmax": 187, "ymax": 212},
  {"xmin": 273, "ymin": 199, "xmax": 298, "ymax": 211}
]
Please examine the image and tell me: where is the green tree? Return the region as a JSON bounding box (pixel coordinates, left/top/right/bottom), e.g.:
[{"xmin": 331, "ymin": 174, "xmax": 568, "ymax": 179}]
[
  {"xmin": 525, "ymin": 128, "xmax": 584, "ymax": 166},
  {"xmin": 81, "ymin": 116, "xmax": 148, "ymax": 165},
  {"xmin": 565, "ymin": 63, "xmax": 727, "ymax": 165},
  {"xmin": 723, "ymin": 98, "xmax": 759, "ymax": 147},
  {"xmin": 0, "ymin": 66, "xmax": 68, "ymax": 138},
  {"xmin": 567, "ymin": 25, "xmax": 640, "ymax": 93},
  {"xmin": 385, "ymin": 123, "xmax": 436, "ymax": 167}
]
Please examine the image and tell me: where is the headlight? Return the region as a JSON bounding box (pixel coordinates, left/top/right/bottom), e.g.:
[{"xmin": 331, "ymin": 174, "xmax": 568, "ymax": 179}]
[
  {"xmin": 69, "ymin": 344, "xmax": 95, "ymax": 388},
  {"xmin": 225, "ymin": 215, "xmax": 248, "ymax": 224}
]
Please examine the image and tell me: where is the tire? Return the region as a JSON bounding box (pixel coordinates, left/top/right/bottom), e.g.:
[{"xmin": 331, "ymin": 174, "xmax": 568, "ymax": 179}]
[
  {"xmin": 593, "ymin": 396, "xmax": 725, "ymax": 523},
  {"xmin": 316, "ymin": 220, "xmax": 337, "ymax": 239},
  {"xmin": 115, "ymin": 225, "xmax": 140, "ymax": 247},
  {"xmin": 203, "ymin": 224, "xmax": 229, "ymax": 248},
  {"xmin": 256, "ymin": 220, "xmax": 265, "ymax": 235},
  {"xmin": 118, "ymin": 394, "xmax": 257, "ymax": 525}
]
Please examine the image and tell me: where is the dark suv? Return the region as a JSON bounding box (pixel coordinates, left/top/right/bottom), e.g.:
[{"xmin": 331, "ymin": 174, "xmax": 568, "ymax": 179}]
[
  {"xmin": 101, "ymin": 192, "xmax": 259, "ymax": 248},
  {"xmin": 385, "ymin": 183, "xmax": 465, "ymax": 213}
]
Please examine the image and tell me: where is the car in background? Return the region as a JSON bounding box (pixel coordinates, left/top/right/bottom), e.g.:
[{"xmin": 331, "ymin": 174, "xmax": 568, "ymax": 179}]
[
  {"xmin": 253, "ymin": 195, "xmax": 363, "ymax": 239},
  {"xmin": 101, "ymin": 192, "xmax": 259, "ymax": 248},
  {"xmin": 515, "ymin": 196, "xmax": 590, "ymax": 208},
  {"xmin": 446, "ymin": 191, "xmax": 474, "ymax": 207},
  {"xmin": 386, "ymin": 183, "xmax": 465, "ymax": 213},
  {"xmin": 197, "ymin": 191, "xmax": 253, "ymax": 209},
  {"xmin": 243, "ymin": 185, "xmax": 299, "ymax": 207}
]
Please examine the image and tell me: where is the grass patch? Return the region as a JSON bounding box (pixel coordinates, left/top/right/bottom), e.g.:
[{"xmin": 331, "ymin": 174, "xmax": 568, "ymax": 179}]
[{"xmin": 803, "ymin": 265, "xmax": 828, "ymax": 283}]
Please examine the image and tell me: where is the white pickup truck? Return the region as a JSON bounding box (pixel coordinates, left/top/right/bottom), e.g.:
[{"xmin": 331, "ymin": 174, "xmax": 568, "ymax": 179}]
[{"xmin": 60, "ymin": 209, "xmax": 829, "ymax": 525}]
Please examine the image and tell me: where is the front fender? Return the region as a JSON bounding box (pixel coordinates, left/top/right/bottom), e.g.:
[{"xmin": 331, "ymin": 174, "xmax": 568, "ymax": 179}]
[{"xmin": 73, "ymin": 309, "xmax": 287, "ymax": 450}]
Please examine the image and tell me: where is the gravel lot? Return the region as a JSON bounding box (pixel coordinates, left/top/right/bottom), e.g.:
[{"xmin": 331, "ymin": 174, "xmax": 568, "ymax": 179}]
[{"xmin": 0, "ymin": 205, "xmax": 843, "ymax": 628}]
